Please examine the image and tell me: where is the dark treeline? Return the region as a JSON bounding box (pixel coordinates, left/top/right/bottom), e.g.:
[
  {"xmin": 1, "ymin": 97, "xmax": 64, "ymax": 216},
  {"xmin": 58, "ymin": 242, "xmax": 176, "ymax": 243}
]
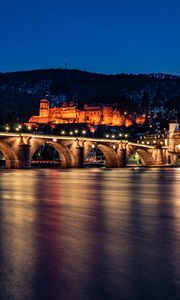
[{"xmin": 0, "ymin": 68, "xmax": 180, "ymax": 123}]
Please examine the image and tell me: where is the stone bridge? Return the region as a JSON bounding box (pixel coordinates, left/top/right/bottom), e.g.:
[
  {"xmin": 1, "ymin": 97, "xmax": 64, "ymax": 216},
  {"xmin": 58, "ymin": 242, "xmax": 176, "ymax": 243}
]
[{"xmin": 0, "ymin": 132, "xmax": 173, "ymax": 169}]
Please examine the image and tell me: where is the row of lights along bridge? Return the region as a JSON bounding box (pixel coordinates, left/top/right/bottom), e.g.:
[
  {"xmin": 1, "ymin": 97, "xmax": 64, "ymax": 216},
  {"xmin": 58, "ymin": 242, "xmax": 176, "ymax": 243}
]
[
  {"xmin": 3, "ymin": 124, "xmax": 169, "ymax": 147},
  {"xmin": 3, "ymin": 124, "xmax": 129, "ymax": 139}
]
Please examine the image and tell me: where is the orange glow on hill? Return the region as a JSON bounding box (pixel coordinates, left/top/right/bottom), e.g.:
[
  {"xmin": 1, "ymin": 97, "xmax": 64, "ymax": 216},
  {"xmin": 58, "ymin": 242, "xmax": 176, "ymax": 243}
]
[{"xmin": 28, "ymin": 99, "xmax": 145, "ymax": 128}]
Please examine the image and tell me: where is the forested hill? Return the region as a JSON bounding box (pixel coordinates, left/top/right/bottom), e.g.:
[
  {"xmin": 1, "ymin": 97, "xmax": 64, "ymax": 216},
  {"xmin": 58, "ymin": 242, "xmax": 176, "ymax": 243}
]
[{"xmin": 0, "ymin": 68, "xmax": 180, "ymax": 123}]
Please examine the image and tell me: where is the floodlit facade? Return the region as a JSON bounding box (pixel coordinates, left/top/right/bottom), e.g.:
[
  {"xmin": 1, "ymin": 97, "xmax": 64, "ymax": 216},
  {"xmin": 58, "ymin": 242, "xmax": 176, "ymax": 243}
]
[{"xmin": 28, "ymin": 99, "xmax": 145, "ymax": 127}]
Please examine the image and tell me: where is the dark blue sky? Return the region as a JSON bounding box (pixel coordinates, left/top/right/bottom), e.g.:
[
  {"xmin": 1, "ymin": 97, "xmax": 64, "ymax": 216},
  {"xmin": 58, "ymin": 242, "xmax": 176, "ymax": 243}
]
[{"xmin": 0, "ymin": 0, "xmax": 180, "ymax": 74}]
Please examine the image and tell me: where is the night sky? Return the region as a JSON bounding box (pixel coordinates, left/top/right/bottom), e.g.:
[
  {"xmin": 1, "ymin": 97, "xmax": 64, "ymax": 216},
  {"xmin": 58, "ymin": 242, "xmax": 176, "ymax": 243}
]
[{"xmin": 0, "ymin": 0, "xmax": 180, "ymax": 74}]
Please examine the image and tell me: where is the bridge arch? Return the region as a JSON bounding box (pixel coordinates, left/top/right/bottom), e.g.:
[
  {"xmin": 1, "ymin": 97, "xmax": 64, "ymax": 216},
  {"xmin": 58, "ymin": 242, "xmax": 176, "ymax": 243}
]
[
  {"xmin": 96, "ymin": 143, "xmax": 119, "ymax": 167},
  {"xmin": 48, "ymin": 141, "xmax": 75, "ymax": 167},
  {"xmin": 30, "ymin": 139, "xmax": 75, "ymax": 168},
  {"xmin": 128, "ymin": 147, "xmax": 154, "ymax": 166},
  {"xmin": 0, "ymin": 141, "xmax": 19, "ymax": 168},
  {"xmin": 84, "ymin": 141, "xmax": 120, "ymax": 167}
]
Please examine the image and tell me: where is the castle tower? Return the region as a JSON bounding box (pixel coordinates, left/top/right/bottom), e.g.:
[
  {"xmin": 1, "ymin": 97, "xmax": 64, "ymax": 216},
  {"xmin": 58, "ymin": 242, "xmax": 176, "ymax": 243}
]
[
  {"xmin": 168, "ymin": 121, "xmax": 179, "ymax": 152},
  {"xmin": 39, "ymin": 99, "xmax": 50, "ymax": 118}
]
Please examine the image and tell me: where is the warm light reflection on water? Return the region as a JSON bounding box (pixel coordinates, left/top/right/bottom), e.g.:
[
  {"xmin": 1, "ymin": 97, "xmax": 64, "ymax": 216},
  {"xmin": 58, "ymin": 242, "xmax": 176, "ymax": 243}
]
[{"xmin": 0, "ymin": 168, "xmax": 180, "ymax": 300}]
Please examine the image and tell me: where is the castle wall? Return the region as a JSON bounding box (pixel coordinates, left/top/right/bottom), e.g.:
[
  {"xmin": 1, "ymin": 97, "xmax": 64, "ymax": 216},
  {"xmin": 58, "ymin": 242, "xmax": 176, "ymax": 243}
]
[{"xmin": 28, "ymin": 99, "xmax": 146, "ymax": 127}]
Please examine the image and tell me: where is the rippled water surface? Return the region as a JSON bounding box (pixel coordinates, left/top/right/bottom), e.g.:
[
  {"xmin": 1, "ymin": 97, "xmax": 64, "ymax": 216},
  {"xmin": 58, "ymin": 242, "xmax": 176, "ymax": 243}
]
[{"xmin": 0, "ymin": 168, "xmax": 180, "ymax": 300}]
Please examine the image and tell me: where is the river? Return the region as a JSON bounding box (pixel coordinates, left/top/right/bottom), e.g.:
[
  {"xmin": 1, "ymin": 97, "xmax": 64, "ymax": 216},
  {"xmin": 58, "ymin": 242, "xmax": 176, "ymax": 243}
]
[{"xmin": 0, "ymin": 168, "xmax": 180, "ymax": 300}]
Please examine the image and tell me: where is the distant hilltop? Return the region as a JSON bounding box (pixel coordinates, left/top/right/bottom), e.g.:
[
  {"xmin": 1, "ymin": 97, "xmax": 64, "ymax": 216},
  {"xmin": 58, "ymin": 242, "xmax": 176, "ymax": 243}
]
[{"xmin": 0, "ymin": 68, "xmax": 179, "ymax": 123}]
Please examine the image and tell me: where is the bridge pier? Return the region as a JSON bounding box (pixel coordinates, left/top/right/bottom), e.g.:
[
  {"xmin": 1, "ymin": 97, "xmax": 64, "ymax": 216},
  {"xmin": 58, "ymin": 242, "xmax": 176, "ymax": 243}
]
[
  {"xmin": 18, "ymin": 144, "xmax": 31, "ymax": 168},
  {"xmin": 118, "ymin": 148, "xmax": 126, "ymax": 167},
  {"xmin": 154, "ymin": 145, "xmax": 163, "ymax": 165},
  {"xmin": 5, "ymin": 159, "xmax": 11, "ymax": 169},
  {"xmin": 162, "ymin": 148, "xmax": 168, "ymax": 164},
  {"xmin": 74, "ymin": 140, "xmax": 84, "ymax": 168},
  {"xmin": 168, "ymin": 153, "xmax": 177, "ymax": 165},
  {"xmin": 117, "ymin": 143, "xmax": 126, "ymax": 167}
]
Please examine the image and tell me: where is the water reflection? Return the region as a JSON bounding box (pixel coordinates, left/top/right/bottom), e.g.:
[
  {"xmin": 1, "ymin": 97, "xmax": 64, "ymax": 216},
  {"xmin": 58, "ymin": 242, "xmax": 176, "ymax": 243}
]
[
  {"xmin": 0, "ymin": 170, "xmax": 37, "ymax": 300},
  {"xmin": 0, "ymin": 168, "xmax": 180, "ymax": 300}
]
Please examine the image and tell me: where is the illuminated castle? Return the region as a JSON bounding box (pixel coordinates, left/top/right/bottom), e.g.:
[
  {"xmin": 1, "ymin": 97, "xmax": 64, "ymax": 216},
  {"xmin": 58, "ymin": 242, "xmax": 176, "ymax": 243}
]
[{"xmin": 28, "ymin": 99, "xmax": 145, "ymax": 127}]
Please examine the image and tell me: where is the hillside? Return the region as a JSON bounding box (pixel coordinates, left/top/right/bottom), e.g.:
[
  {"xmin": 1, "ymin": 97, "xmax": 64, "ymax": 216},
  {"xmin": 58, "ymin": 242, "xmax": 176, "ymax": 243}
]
[{"xmin": 0, "ymin": 68, "xmax": 180, "ymax": 123}]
